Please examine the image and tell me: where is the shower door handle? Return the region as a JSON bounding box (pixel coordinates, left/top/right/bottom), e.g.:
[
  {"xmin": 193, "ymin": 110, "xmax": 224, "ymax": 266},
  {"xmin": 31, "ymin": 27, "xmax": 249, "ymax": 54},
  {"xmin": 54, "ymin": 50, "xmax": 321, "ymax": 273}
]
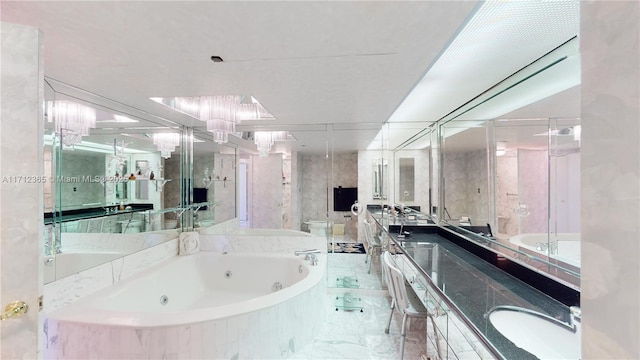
[{"xmin": 0, "ymin": 301, "xmax": 28, "ymax": 320}]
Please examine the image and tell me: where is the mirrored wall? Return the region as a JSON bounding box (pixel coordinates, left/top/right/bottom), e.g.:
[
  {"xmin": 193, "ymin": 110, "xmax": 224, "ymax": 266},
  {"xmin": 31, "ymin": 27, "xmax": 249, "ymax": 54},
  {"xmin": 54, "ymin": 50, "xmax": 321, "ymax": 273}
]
[
  {"xmin": 43, "ymin": 80, "xmax": 239, "ymax": 283},
  {"xmin": 439, "ymin": 117, "xmax": 581, "ymax": 288}
]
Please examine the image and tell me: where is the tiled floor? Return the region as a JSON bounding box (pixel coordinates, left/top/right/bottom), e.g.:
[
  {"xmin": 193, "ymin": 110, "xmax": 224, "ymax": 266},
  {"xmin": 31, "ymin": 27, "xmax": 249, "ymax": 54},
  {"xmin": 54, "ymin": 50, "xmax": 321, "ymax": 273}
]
[{"xmin": 287, "ymin": 235, "xmax": 437, "ymax": 360}]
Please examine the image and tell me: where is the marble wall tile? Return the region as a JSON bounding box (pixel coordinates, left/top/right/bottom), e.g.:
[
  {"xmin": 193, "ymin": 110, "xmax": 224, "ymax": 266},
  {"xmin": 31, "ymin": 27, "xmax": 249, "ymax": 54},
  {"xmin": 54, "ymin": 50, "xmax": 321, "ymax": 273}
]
[
  {"xmin": 58, "ymin": 152, "xmax": 105, "ymax": 207},
  {"xmin": 300, "ymin": 154, "xmax": 329, "ymax": 226},
  {"xmin": 443, "ymin": 150, "xmax": 489, "ymax": 223},
  {"xmin": 0, "ymin": 21, "xmax": 43, "ymax": 359},
  {"xmin": 43, "ymin": 238, "xmax": 179, "ymax": 311},
  {"xmin": 496, "ymin": 154, "xmax": 519, "ymax": 237},
  {"xmin": 581, "ymin": 2, "xmax": 640, "ymax": 359},
  {"xmin": 517, "ymin": 149, "xmax": 548, "ymax": 233},
  {"xmin": 251, "ymin": 153, "xmax": 284, "ymax": 228}
]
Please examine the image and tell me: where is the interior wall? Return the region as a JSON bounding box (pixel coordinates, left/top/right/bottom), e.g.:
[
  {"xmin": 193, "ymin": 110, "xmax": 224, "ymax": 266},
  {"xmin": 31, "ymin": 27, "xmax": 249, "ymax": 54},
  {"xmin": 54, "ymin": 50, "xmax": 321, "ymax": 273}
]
[
  {"xmin": 517, "ymin": 149, "xmax": 549, "ymax": 233},
  {"xmin": 496, "ymin": 153, "xmax": 519, "ymax": 237},
  {"xmin": 300, "ymin": 154, "xmax": 328, "ymax": 230},
  {"xmin": 0, "ymin": 21, "xmax": 43, "ymax": 359},
  {"xmin": 58, "ymin": 152, "xmax": 104, "ymax": 207},
  {"xmin": 442, "ymin": 149, "xmax": 488, "ymax": 223},
  {"xmin": 393, "ymin": 149, "xmax": 430, "ymax": 212},
  {"xmin": 581, "ymin": 2, "xmax": 640, "ymax": 358},
  {"xmin": 330, "ymin": 153, "xmax": 358, "ymax": 237}
]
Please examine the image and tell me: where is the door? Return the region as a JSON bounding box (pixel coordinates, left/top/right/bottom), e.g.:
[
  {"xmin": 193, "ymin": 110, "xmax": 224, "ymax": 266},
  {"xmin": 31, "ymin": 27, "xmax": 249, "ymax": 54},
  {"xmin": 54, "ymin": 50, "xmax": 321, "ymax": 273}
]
[{"xmin": 250, "ymin": 154, "xmax": 283, "ymax": 228}]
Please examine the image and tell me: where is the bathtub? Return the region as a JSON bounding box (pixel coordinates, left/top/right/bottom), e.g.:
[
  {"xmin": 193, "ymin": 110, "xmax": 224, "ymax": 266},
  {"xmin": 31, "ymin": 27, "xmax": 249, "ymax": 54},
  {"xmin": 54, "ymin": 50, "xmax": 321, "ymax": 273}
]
[
  {"xmin": 44, "ymin": 250, "xmax": 128, "ymax": 283},
  {"xmin": 44, "ymin": 251, "xmax": 327, "ymax": 359},
  {"xmin": 509, "ymin": 233, "xmax": 580, "ymax": 269}
]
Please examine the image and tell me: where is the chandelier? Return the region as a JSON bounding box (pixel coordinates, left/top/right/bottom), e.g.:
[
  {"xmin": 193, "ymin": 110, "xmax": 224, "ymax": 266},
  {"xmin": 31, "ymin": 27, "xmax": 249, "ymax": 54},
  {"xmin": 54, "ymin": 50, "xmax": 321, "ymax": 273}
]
[
  {"xmin": 199, "ymin": 95, "xmax": 276, "ymax": 144},
  {"xmin": 153, "ymin": 133, "xmax": 180, "ymax": 159},
  {"xmin": 48, "ymin": 100, "xmax": 96, "ymax": 148},
  {"xmin": 254, "ymin": 131, "xmax": 288, "ymax": 157},
  {"xmin": 151, "ymin": 95, "xmax": 275, "ymax": 145}
]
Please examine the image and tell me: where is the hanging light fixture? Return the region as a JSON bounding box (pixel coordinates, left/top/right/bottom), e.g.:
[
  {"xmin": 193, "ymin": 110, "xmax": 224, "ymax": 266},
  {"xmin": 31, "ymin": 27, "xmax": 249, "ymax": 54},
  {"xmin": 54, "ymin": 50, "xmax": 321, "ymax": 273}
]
[
  {"xmin": 153, "ymin": 133, "xmax": 180, "ymax": 159},
  {"xmin": 200, "ymin": 95, "xmax": 247, "ymax": 144},
  {"xmin": 47, "ymin": 100, "xmax": 96, "ymax": 148},
  {"xmin": 254, "ymin": 132, "xmax": 274, "ymax": 157},
  {"xmin": 253, "ymin": 131, "xmax": 289, "ymax": 157}
]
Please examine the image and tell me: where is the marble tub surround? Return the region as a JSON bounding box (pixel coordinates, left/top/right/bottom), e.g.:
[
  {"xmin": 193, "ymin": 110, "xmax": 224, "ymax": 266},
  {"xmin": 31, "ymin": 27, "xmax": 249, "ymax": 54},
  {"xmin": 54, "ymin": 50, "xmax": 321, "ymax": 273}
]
[
  {"xmin": 179, "ymin": 231, "xmax": 200, "ymax": 255},
  {"xmin": 59, "ymin": 229, "xmax": 179, "ymax": 253},
  {"xmin": 197, "ymin": 217, "xmax": 240, "ymax": 235},
  {"xmin": 43, "ymin": 252, "xmax": 328, "ymax": 359},
  {"xmin": 199, "ymin": 233, "xmax": 326, "ymax": 254},
  {"xmin": 43, "ymin": 238, "xmax": 179, "ymax": 312}
]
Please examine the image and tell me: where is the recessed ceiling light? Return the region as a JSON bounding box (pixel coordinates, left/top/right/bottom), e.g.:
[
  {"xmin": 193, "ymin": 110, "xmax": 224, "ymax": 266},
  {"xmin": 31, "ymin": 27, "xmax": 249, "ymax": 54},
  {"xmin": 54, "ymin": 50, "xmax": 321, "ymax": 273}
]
[{"xmin": 210, "ymin": 56, "xmax": 224, "ymax": 63}]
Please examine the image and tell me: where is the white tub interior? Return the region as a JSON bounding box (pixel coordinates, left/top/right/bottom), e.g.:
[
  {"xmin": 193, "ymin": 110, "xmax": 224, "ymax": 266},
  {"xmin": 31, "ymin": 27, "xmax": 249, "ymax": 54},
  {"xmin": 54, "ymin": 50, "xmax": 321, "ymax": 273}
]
[{"xmin": 509, "ymin": 233, "xmax": 580, "ymax": 267}]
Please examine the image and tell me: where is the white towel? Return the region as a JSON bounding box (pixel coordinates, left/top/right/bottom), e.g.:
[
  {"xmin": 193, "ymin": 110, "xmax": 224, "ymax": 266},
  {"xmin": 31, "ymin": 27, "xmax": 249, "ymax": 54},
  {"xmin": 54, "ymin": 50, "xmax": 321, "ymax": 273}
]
[{"xmin": 179, "ymin": 231, "xmax": 200, "ymax": 255}]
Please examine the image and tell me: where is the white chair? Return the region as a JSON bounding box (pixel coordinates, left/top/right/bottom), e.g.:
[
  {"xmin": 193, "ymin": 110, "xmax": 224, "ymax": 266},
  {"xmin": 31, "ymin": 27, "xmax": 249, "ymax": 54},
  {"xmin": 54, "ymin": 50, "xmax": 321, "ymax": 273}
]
[
  {"xmin": 363, "ymin": 219, "xmax": 382, "ymax": 274},
  {"xmin": 383, "ymin": 251, "xmax": 431, "ymax": 360}
]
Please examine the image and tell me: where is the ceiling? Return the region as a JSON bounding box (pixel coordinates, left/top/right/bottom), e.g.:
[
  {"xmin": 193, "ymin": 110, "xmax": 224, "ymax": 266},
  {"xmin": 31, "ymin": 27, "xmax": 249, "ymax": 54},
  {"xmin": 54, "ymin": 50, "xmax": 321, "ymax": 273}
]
[{"xmin": 1, "ymin": 1, "xmax": 579, "ymax": 156}]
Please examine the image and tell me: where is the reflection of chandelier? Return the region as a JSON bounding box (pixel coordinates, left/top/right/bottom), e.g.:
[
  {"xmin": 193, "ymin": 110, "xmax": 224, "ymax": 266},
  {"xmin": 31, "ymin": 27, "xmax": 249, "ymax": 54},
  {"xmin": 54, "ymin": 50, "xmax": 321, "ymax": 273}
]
[
  {"xmin": 254, "ymin": 131, "xmax": 288, "ymax": 157},
  {"xmin": 199, "ymin": 95, "xmax": 275, "ymax": 144},
  {"xmin": 151, "ymin": 95, "xmax": 275, "ymax": 145},
  {"xmin": 153, "ymin": 133, "xmax": 180, "ymax": 159},
  {"xmin": 48, "ymin": 100, "xmax": 96, "ymax": 148}
]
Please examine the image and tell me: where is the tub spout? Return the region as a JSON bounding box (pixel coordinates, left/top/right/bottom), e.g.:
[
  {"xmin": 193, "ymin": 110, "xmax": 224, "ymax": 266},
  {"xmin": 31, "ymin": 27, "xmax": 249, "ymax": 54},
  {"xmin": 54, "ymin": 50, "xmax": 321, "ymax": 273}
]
[
  {"xmin": 295, "ymin": 249, "xmax": 320, "ymax": 256},
  {"xmin": 295, "ymin": 249, "xmax": 320, "ymax": 266}
]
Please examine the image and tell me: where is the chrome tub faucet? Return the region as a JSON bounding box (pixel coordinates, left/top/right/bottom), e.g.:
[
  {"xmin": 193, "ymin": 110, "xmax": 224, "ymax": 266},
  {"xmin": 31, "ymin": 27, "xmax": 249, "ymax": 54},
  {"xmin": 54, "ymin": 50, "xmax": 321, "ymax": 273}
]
[{"xmin": 295, "ymin": 249, "xmax": 321, "ymax": 266}]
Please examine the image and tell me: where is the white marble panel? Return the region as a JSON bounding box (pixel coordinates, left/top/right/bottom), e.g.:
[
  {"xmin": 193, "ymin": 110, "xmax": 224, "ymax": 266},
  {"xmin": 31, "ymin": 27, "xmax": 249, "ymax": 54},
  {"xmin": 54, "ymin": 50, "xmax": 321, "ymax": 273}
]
[
  {"xmin": 1, "ymin": 21, "xmax": 43, "ymax": 360},
  {"xmin": 581, "ymin": 2, "xmax": 640, "ymax": 359}
]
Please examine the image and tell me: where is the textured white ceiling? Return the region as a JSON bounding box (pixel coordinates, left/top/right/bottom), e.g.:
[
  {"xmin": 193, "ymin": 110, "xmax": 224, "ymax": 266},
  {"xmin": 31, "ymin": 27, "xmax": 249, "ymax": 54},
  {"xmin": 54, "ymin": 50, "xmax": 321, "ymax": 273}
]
[{"xmin": 1, "ymin": 1, "xmax": 477, "ymax": 154}]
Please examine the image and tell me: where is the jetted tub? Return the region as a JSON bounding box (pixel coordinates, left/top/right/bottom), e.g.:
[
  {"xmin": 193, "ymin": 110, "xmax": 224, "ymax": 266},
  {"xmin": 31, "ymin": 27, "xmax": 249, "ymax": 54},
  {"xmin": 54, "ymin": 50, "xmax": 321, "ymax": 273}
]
[
  {"xmin": 44, "ymin": 250, "xmax": 127, "ymax": 283},
  {"xmin": 509, "ymin": 233, "xmax": 580, "ymax": 269},
  {"xmin": 43, "ymin": 251, "xmax": 327, "ymax": 359}
]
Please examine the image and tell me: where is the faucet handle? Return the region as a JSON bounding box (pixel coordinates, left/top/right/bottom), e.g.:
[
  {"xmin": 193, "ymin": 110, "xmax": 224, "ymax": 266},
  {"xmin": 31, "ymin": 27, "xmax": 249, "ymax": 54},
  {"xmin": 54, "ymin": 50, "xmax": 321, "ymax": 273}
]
[{"xmin": 570, "ymin": 306, "xmax": 581, "ymax": 321}]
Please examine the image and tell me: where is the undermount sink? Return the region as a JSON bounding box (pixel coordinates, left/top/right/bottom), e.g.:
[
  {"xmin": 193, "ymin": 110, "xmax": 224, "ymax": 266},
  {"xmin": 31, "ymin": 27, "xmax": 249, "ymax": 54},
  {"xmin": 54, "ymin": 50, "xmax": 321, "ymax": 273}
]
[{"xmin": 487, "ymin": 305, "xmax": 581, "ymax": 360}]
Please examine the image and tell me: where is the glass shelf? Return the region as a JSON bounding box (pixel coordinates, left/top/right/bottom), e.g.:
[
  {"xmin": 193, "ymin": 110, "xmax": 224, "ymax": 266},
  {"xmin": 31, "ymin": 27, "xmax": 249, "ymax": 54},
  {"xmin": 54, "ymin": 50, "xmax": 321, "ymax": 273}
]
[
  {"xmin": 336, "ymin": 276, "xmax": 359, "ymax": 288},
  {"xmin": 335, "ymin": 292, "xmax": 363, "ymax": 312}
]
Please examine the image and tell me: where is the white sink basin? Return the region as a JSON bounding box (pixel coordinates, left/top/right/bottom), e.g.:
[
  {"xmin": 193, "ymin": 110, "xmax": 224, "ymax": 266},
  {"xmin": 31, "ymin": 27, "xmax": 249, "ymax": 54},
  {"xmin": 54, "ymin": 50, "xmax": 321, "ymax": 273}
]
[{"xmin": 487, "ymin": 306, "xmax": 581, "ymax": 359}]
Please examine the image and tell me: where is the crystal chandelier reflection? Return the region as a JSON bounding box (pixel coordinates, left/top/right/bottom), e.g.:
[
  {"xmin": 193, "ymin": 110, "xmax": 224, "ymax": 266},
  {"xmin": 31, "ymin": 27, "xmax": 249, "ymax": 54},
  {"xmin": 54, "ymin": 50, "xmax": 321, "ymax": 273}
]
[
  {"xmin": 254, "ymin": 131, "xmax": 288, "ymax": 157},
  {"xmin": 151, "ymin": 95, "xmax": 275, "ymax": 145},
  {"xmin": 153, "ymin": 133, "xmax": 180, "ymax": 159},
  {"xmin": 200, "ymin": 95, "xmax": 253, "ymax": 144},
  {"xmin": 47, "ymin": 100, "xmax": 96, "ymax": 148}
]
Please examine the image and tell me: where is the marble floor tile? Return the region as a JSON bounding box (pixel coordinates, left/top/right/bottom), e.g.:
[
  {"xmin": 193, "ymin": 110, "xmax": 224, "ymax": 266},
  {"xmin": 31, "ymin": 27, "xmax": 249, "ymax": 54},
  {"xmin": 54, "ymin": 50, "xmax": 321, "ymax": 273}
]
[{"xmin": 289, "ymin": 246, "xmax": 437, "ymax": 360}]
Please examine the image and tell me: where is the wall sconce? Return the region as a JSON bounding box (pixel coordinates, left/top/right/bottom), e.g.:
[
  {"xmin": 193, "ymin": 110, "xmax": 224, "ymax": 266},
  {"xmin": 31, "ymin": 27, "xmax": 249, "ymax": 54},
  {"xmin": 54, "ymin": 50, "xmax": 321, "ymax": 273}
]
[{"xmin": 202, "ymin": 167, "xmax": 213, "ymax": 189}]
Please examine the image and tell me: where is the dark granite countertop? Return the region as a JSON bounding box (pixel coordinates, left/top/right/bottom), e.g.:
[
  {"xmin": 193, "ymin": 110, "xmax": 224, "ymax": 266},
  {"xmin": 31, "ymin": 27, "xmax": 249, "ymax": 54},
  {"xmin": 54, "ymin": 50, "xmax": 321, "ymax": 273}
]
[
  {"xmin": 44, "ymin": 203, "xmax": 154, "ymax": 224},
  {"xmin": 369, "ymin": 210, "xmax": 575, "ymax": 359}
]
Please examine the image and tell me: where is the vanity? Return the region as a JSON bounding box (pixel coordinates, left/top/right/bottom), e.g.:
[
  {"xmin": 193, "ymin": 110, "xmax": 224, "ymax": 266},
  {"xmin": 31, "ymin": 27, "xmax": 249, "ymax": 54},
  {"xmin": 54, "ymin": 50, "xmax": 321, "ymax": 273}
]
[{"xmin": 367, "ymin": 206, "xmax": 580, "ymax": 359}]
